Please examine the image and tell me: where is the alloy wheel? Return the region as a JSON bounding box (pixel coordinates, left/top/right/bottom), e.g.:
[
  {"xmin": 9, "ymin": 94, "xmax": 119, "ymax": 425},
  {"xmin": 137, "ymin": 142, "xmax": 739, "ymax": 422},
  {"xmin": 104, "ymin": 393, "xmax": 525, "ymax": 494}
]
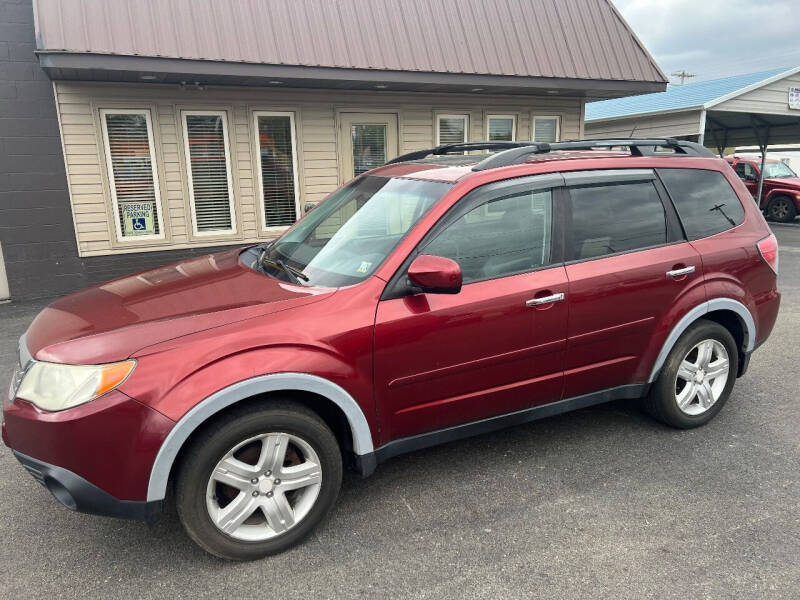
[
  {"xmin": 769, "ymin": 198, "xmax": 791, "ymax": 221},
  {"xmin": 205, "ymin": 432, "xmax": 322, "ymax": 541},
  {"xmin": 674, "ymin": 339, "xmax": 730, "ymax": 416}
]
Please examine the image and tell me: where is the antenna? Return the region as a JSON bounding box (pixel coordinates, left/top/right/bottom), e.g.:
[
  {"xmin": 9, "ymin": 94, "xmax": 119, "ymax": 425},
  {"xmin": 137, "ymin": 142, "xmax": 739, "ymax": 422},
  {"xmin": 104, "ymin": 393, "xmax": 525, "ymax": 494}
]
[{"xmin": 671, "ymin": 70, "xmax": 696, "ymax": 85}]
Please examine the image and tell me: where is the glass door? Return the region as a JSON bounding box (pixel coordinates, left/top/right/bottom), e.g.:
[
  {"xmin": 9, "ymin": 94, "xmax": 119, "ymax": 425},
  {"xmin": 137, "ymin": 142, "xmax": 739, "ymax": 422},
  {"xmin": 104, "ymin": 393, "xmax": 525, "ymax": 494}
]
[{"xmin": 338, "ymin": 113, "xmax": 398, "ymax": 183}]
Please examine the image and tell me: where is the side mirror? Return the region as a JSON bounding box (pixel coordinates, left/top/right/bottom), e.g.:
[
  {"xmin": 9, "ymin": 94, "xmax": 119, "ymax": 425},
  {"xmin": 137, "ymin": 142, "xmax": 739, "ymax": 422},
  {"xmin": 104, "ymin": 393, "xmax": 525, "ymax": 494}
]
[{"xmin": 407, "ymin": 255, "xmax": 462, "ymax": 295}]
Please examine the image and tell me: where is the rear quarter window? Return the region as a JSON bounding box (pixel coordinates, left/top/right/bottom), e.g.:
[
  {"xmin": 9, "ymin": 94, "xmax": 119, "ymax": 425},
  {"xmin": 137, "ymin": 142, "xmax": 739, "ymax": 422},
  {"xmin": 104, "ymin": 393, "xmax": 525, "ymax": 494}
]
[{"xmin": 657, "ymin": 168, "xmax": 745, "ymax": 240}]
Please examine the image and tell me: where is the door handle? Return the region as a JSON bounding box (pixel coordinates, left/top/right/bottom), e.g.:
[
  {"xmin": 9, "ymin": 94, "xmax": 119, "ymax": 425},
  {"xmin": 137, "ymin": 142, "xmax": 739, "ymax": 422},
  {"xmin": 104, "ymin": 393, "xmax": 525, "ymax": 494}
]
[
  {"xmin": 666, "ymin": 265, "xmax": 695, "ymax": 279},
  {"xmin": 526, "ymin": 292, "xmax": 565, "ymax": 307}
]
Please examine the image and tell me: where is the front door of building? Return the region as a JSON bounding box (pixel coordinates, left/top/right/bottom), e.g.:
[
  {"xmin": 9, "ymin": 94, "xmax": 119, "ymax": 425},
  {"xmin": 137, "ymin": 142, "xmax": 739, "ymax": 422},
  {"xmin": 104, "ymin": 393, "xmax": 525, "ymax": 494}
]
[{"xmin": 338, "ymin": 113, "xmax": 398, "ymax": 183}]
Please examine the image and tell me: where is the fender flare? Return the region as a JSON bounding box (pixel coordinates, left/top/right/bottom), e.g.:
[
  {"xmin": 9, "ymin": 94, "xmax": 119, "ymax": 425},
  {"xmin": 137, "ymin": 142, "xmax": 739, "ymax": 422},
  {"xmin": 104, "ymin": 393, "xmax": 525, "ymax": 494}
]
[
  {"xmin": 146, "ymin": 373, "xmax": 374, "ymax": 502},
  {"xmin": 647, "ymin": 298, "xmax": 756, "ymax": 383},
  {"xmin": 764, "ymin": 188, "xmax": 798, "ymax": 204}
]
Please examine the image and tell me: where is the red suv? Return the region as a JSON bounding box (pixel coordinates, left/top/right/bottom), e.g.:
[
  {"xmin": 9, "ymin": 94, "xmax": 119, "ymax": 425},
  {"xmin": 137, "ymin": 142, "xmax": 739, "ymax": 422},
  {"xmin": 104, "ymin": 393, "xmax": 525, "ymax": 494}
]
[
  {"xmin": 725, "ymin": 154, "xmax": 800, "ymax": 222},
  {"xmin": 4, "ymin": 139, "xmax": 780, "ymax": 560}
]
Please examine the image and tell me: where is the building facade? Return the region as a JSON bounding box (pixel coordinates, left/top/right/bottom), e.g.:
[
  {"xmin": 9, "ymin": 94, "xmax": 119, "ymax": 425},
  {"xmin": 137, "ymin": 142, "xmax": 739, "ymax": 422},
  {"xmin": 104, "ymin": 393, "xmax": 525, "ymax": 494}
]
[
  {"xmin": 585, "ymin": 67, "xmax": 800, "ymax": 152},
  {"xmin": 1, "ymin": 0, "xmax": 667, "ymax": 300}
]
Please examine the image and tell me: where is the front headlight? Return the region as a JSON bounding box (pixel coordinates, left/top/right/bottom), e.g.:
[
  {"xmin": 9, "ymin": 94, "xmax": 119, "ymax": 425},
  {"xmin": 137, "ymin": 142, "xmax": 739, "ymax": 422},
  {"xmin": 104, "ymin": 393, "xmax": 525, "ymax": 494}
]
[{"xmin": 15, "ymin": 360, "xmax": 136, "ymax": 412}]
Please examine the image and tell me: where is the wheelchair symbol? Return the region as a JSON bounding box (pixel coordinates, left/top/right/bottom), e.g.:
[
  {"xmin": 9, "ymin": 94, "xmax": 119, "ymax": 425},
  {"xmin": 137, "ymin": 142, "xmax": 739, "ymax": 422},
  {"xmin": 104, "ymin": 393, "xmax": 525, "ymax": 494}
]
[{"xmin": 132, "ymin": 217, "xmax": 146, "ymax": 231}]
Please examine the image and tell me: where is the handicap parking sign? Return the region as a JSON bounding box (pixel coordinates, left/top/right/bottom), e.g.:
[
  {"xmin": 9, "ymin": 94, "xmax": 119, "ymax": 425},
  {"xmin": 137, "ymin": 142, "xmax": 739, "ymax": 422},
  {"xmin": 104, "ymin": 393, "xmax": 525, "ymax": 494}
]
[{"xmin": 121, "ymin": 202, "xmax": 156, "ymax": 236}]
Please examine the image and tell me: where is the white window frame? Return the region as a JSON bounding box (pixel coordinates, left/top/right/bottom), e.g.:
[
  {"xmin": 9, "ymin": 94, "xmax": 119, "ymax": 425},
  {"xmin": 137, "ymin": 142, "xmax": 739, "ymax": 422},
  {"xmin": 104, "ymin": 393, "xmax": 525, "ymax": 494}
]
[
  {"xmin": 435, "ymin": 113, "xmax": 469, "ymax": 145},
  {"xmin": 532, "ymin": 115, "xmax": 561, "ymax": 143},
  {"xmin": 181, "ymin": 109, "xmax": 237, "ymax": 236},
  {"xmin": 486, "ymin": 114, "xmax": 517, "ymax": 141},
  {"xmin": 252, "ymin": 110, "xmax": 301, "ymax": 233},
  {"xmin": 99, "ymin": 108, "xmax": 165, "ymax": 243}
]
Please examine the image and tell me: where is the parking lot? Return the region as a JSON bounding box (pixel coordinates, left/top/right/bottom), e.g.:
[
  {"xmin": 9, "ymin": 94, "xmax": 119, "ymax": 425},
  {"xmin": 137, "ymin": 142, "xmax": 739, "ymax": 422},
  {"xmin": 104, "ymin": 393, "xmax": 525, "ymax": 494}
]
[{"xmin": 0, "ymin": 224, "xmax": 798, "ymax": 599}]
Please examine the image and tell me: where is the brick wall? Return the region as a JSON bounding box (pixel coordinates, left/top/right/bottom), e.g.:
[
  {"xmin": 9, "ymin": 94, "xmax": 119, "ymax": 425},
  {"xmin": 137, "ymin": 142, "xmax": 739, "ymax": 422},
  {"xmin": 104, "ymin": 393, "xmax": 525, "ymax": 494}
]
[
  {"xmin": 0, "ymin": 0, "xmax": 240, "ymax": 301},
  {"xmin": 0, "ymin": 0, "xmax": 87, "ymax": 300}
]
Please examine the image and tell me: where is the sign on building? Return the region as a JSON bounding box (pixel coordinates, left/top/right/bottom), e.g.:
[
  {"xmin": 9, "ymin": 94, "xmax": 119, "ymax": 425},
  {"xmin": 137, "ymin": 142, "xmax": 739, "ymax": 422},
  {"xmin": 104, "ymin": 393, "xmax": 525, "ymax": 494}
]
[
  {"xmin": 789, "ymin": 87, "xmax": 800, "ymax": 110},
  {"xmin": 121, "ymin": 202, "xmax": 156, "ymax": 236}
]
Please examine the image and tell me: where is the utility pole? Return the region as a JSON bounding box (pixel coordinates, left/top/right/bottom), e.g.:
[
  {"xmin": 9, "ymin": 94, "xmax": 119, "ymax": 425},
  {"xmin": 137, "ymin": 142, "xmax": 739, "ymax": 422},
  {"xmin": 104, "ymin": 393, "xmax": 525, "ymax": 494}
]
[{"xmin": 671, "ymin": 70, "xmax": 696, "ymax": 85}]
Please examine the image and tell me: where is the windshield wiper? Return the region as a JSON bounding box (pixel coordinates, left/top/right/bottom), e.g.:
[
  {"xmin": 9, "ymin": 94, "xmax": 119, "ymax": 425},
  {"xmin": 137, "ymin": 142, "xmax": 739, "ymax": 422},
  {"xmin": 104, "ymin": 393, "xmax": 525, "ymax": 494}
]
[
  {"xmin": 710, "ymin": 203, "xmax": 737, "ymax": 227},
  {"xmin": 259, "ymin": 249, "xmax": 309, "ymax": 284}
]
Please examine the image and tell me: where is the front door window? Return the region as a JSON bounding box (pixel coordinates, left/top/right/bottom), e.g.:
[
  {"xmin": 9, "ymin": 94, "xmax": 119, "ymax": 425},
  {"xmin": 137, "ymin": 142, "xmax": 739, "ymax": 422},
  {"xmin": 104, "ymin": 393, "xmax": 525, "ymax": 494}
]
[
  {"xmin": 351, "ymin": 124, "xmax": 387, "ymax": 176},
  {"xmin": 339, "ymin": 113, "xmax": 398, "ymax": 183},
  {"xmin": 423, "ymin": 189, "xmax": 553, "ymax": 282}
]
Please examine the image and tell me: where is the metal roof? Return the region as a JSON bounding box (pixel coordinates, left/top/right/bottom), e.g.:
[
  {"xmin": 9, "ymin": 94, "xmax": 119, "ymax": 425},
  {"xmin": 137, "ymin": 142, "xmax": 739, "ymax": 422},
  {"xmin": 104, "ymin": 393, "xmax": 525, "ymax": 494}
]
[
  {"xmin": 33, "ymin": 0, "xmax": 666, "ymax": 85},
  {"xmin": 585, "ymin": 67, "xmax": 794, "ymax": 121}
]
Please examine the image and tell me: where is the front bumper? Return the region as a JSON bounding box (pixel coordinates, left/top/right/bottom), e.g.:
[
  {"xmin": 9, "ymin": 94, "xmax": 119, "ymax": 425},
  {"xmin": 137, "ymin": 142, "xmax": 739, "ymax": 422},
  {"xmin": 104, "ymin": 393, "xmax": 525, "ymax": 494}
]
[
  {"xmin": 3, "ymin": 388, "xmax": 175, "ymax": 516},
  {"xmin": 13, "ymin": 450, "xmax": 162, "ymax": 521}
]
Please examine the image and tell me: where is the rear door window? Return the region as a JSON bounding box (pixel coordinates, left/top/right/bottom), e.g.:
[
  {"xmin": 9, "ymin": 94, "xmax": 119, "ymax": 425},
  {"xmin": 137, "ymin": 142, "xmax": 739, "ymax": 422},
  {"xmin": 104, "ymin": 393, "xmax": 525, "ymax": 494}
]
[
  {"xmin": 657, "ymin": 168, "xmax": 745, "ymax": 240},
  {"xmin": 566, "ymin": 181, "xmax": 667, "ymax": 261}
]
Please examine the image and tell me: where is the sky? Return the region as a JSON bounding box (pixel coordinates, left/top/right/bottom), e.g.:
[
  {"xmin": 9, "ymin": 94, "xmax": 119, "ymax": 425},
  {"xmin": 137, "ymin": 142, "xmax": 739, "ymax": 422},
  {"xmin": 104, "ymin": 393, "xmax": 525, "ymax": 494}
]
[{"xmin": 612, "ymin": 0, "xmax": 800, "ymax": 84}]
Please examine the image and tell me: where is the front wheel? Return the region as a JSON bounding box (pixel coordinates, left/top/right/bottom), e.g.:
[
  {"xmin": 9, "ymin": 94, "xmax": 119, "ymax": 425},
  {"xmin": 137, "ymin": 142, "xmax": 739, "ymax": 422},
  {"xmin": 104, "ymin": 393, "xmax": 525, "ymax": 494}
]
[
  {"xmin": 644, "ymin": 320, "xmax": 738, "ymax": 429},
  {"xmin": 175, "ymin": 401, "xmax": 342, "ymax": 560},
  {"xmin": 766, "ymin": 195, "xmax": 797, "ymax": 223}
]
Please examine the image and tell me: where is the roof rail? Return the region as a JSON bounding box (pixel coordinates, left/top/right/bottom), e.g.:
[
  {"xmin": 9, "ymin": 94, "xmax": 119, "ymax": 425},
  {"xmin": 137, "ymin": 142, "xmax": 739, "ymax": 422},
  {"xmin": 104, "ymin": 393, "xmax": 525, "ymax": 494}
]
[
  {"xmin": 472, "ymin": 138, "xmax": 716, "ymax": 171},
  {"xmin": 384, "ymin": 142, "xmax": 532, "ymax": 165}
]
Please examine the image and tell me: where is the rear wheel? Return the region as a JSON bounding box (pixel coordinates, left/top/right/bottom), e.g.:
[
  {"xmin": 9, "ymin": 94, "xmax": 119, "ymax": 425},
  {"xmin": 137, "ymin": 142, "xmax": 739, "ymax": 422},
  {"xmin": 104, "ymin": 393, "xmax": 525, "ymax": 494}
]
[
  {"xmin": 175, "ymin": 401, "xmax": 342, "ymax": 560},
  {"xmin": 644, "ymin": 320, "xmax": 738, "ymax": 428},
  {"xmin": 766, "ymin": 195, "xmax": 797, "ymax": 223}
]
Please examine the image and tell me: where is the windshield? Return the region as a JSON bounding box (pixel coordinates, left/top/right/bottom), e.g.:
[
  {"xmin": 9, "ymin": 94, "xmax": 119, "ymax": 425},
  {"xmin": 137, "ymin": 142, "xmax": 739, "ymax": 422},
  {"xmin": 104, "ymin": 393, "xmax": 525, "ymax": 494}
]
[
  {"xmin": 763, "ymin": 161, "xmax": 797, "ymax": 178},
  {"xmin": 258, "ymin": 176, "xmax": 452, "ymax": 287}
]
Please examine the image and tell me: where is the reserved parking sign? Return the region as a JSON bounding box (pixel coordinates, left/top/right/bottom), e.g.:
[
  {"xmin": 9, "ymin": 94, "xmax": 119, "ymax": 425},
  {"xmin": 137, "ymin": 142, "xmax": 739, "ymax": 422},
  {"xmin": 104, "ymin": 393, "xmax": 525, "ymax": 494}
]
[
  {"xmin": 121, "ymin": 202, "xmax": 156, "ymax": 236},
  {"xmin": 790, "ymin": 86, "xmax": 800, "ymax": 110}
]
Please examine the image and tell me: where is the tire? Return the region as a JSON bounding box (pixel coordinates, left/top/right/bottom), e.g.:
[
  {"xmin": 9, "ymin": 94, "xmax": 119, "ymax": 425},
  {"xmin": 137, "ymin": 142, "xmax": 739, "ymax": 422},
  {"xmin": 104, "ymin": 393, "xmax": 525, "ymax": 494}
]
[
  {"xmin": 766, "ymin": 195, "xmax": 797, "ymax": 223},
  {"xmin": 644, "ymin": 320, "xmax": 738, "ymax": 429},
  {"xmin": 175, "ymin": 401, "xmax": 342, "ymax": 560}
]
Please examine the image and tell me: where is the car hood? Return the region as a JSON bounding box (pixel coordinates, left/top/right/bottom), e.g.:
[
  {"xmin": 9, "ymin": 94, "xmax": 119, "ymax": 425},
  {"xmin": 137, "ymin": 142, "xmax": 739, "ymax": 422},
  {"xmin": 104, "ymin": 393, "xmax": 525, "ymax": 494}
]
[
  {"xmin": 24, "ymin": 248, "xmax": 335, "ymax": 364},
  {"xmin": 766, "ymin": 177, "xmax": 800, "ymax": 188}
]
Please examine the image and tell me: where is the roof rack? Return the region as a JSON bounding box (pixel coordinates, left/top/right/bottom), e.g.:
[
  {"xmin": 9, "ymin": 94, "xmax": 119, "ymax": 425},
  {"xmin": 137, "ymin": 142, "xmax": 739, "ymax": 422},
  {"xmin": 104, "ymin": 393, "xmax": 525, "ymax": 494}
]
[
  {"xmin": 471, "ymin": 138, "xmax": 716, "ymax": 171},
  {"xmin": 384, "ymin": 142, "xmax": 533, "ymax": 165},
  {"xmin": 382, "ymin": 138, "xmax": 716, "ymax": 170}
]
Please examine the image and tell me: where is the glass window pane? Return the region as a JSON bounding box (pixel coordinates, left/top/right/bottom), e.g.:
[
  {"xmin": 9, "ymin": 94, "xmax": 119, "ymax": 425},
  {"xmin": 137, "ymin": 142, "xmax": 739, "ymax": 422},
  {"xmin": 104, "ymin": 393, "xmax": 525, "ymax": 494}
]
[
  {"xmin": 424, "ymin": 189, "xmax": 553, "ymax": 283},
  {"xmin": 568, "ymin": 182, "xmax": 666, "ymax": 260},
  {"xmin": 658, "ymin": 168, "xmax": 745, "ymax": 240},
  {"xmin": 103, "ymin": 112, "xmax": 161, "ymax": 238},
  {"xmin": 257, "ymin": 115, "xmax": 298, "ymax": 227},
  {"xmin": 184, "ymin": 113, "xmax": 233, "ymax": 232},
  {"xmin": 352, "ymin": 124, "xmax": 386, "ymax": 176},
  {"xmin": 534, "ymin": 117, "xmax": 559, "ymax": 142},
  {"xmin": 438, "ymin": 116, "xmax": 467, "ymax": 145},
  {"xmin": 488, "ymin": 117, "xmax": 514, "ymax": 141}
]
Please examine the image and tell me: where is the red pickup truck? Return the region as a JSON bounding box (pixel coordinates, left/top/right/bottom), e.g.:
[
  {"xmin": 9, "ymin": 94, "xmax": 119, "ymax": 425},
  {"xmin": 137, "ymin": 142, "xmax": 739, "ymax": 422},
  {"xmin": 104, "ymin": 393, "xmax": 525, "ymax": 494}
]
[{"xmin": 726, "ymin": 155, "xmax": 800, "ymax": 222}]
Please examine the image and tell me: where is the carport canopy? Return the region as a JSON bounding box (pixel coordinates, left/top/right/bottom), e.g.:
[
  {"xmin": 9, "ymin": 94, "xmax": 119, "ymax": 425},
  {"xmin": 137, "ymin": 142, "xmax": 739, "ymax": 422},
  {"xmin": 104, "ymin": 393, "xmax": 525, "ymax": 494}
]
[{"xmin": 585, "ymin": 67, "xmax": 800, "ymax": 203}]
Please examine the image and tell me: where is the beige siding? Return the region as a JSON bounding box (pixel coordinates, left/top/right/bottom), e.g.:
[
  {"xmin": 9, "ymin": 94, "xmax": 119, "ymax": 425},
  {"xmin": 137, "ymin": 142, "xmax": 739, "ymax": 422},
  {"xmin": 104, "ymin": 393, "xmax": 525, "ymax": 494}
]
[
  {"xmin": 585, "ymin": 109, "xmax": 704, "ymax": 139},
  {"xmin": 714, "ymin": 72, "xmax": 800, "ymax": 115},
  {"xmin": 55, "ymin": 81, "xmax": 582, "ymax": 257}
]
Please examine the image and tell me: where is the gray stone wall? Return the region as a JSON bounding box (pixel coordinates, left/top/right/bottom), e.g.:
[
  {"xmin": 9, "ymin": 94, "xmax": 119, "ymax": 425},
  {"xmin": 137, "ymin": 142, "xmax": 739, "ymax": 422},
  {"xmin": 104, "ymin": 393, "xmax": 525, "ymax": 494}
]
[
  {"xmin": 0, "ymin": 0, "xmax": 86, "ymax": 300},
  {"xmin": 0, "ymin": 0, "xmax": 240, "ymax": 301}
]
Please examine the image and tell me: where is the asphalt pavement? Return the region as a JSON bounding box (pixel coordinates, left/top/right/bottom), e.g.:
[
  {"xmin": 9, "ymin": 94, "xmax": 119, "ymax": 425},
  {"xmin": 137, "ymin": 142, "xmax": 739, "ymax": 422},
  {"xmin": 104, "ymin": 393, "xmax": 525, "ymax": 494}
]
[{"xmin": 1, "ymin": 225, "xmax": 799, "ymax": 599}]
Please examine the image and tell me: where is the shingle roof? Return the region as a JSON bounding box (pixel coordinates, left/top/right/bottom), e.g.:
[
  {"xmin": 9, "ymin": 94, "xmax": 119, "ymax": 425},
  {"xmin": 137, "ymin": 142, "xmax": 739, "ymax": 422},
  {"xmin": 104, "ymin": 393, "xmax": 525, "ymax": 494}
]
[
  {"xmin": 33, "ymin": 0, "xmax": 666, "ymax": 84},
  {"xmin": 585, "ymin": 67, "xmax": 791, "ymax": 121}
]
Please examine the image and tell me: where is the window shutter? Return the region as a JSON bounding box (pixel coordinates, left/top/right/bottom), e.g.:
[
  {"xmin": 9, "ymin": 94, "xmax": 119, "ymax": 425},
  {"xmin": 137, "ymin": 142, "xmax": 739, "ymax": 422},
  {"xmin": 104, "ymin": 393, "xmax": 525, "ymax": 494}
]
[
  {"xmin": 257, "ymin": 114, "xmax": 298, "ymax": 227},
  {"xmin": 488, "ymin": 116, "xmax": 515, "ymax": 141},
  {"xmin": 102, "ymin": 111, "xmax": 162, "ymax": 238},
  {"xmin": 184, "ymin": 113, "xmax": 234, "ymax": 233},
  {"xmin": 534, "ymin": 117, "xmax": 560, "ymax": 143},
  {"xmin": 437, "ymin": 115, "xmax": 467, "ymax": 145}
]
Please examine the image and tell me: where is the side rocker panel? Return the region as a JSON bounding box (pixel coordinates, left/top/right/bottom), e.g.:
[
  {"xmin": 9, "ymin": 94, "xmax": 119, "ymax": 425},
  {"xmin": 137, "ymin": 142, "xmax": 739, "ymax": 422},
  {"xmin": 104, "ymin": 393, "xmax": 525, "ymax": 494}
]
[
  {"xmin": 647, "ymin": 298, "xmax": 755, "ymax": 383},
  {"xmin": 146, "ymin": 373, "xmax": 374, "ymax": 502}
]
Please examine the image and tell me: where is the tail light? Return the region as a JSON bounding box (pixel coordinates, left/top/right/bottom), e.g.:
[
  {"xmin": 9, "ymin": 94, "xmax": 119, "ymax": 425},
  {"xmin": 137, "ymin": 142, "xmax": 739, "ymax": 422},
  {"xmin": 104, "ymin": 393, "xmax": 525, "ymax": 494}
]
[{"xmin": 757, "ymin": 233, "xmax": 779, "ymax": 274}]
